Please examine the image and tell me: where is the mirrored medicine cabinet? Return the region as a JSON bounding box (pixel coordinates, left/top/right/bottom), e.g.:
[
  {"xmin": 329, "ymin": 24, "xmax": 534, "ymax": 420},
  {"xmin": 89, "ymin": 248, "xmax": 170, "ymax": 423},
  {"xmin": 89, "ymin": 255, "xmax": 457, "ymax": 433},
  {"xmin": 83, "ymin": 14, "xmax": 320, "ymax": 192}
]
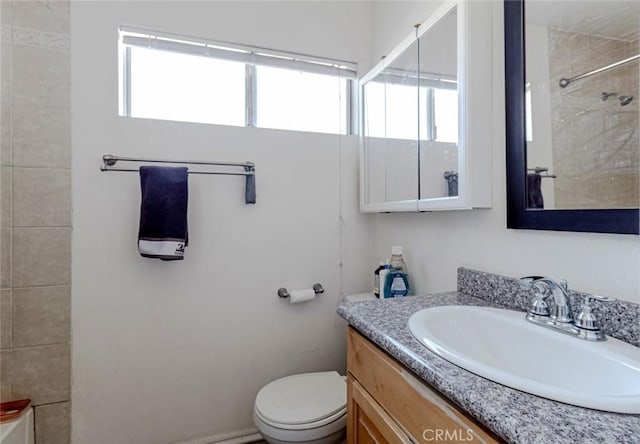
[{"xmin": 359, "ymin": 1, "xmax": 493, "ymax": 212}]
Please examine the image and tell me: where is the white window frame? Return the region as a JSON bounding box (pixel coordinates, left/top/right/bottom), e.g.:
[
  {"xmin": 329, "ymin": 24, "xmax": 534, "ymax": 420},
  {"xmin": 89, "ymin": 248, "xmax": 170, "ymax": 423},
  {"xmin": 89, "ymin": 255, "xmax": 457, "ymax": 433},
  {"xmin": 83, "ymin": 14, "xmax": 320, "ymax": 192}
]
[{"xmin": 118, "ymin": 26, "xmax": 357, "ymax": 135}]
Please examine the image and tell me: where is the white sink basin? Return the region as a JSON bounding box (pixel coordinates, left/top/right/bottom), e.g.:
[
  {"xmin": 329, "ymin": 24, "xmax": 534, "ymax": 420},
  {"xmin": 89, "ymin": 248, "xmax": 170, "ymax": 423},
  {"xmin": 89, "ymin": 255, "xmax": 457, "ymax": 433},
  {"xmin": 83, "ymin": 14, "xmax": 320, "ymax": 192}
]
[{"xmin": 408, "ymin": 305, "xmax": 640, "ymax": 413}]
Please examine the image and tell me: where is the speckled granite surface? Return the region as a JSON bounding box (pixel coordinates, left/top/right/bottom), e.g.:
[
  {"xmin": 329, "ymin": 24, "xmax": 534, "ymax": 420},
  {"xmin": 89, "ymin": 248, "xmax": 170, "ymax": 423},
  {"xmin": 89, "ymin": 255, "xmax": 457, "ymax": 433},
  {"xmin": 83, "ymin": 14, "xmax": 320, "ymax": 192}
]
[
  {"xmin": 337, "ymin": 288, "xmax": 640, "ymax": 443},
  {"xmin": 458, "ymin": 267, "xmax": 640, "ymax": 347}
]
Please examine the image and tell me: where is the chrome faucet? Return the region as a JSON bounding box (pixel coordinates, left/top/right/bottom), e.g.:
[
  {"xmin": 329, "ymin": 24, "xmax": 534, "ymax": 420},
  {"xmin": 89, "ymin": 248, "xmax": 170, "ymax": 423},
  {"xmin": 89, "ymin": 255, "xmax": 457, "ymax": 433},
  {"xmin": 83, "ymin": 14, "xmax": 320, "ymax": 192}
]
[{"xmin": 519, "ymin": 276, "xmax": 614, "ymax": 341}]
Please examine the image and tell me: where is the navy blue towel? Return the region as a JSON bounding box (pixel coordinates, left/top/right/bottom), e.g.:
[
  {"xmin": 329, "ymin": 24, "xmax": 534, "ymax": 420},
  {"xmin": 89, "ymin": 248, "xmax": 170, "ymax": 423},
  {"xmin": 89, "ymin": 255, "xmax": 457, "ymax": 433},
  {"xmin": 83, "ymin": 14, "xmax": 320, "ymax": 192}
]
[
  {"xmin": 138, "ymin": 166, "xmax": 189, "ymax": 260},
  {"xmin": 527, "ymin": 173, "xmax": 544, "ymax": 209},
  {"xmin": 245, "ymin": 173, "xmax": 256, "ymax": 204}
]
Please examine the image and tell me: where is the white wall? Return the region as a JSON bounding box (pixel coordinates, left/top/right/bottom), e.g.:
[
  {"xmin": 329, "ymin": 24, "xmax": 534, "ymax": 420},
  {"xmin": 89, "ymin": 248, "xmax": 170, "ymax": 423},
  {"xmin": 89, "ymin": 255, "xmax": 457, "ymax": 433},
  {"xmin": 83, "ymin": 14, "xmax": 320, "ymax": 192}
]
[
  {"xmin": 71, "ymin": 2, "xmax": 372, "ymax": 443},
  {"xmin": 371, "ymin": 2, "xmax": 640, "ymax": 303},
  {"xmin": 370, "ymin": 1, "xmax": 443, "ymax": 69}
]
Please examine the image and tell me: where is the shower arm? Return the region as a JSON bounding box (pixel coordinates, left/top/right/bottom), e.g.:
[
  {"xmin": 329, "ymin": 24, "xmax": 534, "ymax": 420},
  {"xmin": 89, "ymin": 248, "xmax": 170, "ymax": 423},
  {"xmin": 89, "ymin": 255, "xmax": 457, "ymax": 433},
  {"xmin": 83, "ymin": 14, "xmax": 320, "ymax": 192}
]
[{"xmin": 559, "ymin": 54, "xmax": 639, "ymax": 88}]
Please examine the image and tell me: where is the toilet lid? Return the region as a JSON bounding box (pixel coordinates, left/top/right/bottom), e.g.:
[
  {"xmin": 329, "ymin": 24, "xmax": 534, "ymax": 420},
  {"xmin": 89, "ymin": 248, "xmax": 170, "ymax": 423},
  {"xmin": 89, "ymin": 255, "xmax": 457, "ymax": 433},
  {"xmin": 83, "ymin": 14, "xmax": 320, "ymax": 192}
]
[{"xmin": 255, "ymin": 371, "xmax": 346, "ymax": 426}]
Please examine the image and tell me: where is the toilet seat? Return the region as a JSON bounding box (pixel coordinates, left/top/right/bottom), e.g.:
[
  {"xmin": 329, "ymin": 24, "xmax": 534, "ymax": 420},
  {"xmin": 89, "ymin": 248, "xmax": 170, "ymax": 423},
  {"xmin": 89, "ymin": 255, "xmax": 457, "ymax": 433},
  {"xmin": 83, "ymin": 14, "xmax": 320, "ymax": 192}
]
[
  {"xmin": 255, "ymin": 404, "xmax": 346, "ymax": 430},
  {"xmin": 254, "ymin": 371, "xmax": 346, "ymax": 430}
]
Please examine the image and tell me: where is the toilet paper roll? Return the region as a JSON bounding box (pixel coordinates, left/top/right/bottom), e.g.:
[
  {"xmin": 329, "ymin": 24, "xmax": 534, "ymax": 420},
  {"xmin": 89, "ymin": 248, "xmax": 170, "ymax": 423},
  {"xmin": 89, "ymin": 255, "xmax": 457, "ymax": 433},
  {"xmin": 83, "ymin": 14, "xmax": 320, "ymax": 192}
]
[{"xmin": 289, "ymin": 288, "xmax": 316, "ymax": 304}]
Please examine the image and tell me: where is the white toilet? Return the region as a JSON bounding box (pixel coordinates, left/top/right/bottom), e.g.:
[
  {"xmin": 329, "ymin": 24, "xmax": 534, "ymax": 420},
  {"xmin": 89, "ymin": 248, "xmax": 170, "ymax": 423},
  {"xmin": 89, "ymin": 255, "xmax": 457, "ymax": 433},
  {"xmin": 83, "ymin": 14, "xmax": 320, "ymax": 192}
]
[
  {"xmin": 253, "ymin": 371, "xmax": 347, "ymax": 444},
  {"xmin": 253, "ymin": 293, "xmax": 375, "ymax": 444}
]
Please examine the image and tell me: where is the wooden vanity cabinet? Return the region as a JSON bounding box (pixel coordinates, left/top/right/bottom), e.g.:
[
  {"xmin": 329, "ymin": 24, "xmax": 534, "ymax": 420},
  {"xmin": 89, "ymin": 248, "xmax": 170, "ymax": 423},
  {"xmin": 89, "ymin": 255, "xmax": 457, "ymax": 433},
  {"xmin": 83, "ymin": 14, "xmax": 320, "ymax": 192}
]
[{"xmin": 346, "ymin": 327, "xmax": 503, "ymax": 444}]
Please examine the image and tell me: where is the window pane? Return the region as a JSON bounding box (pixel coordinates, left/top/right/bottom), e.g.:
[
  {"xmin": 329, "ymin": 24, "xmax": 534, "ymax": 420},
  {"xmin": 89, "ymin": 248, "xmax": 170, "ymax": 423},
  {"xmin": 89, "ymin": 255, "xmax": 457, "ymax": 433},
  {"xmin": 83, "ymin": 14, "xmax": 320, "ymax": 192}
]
[
  {"xmin": 385, "ymin": 82, "xmax": 419, "ymax": 140},
  {"xmin": 128, "ymin": 47, "xmax": 245, "ymax": 126},
  {"xmin": 434, "ymin": 88, "xmax": 457, "ymax": 143},
  {"xmin": 525, "ymin": 85, "xmax": 533, "ymax": 142},
  {"xmin": 255, "ymin": 66, "xmax": 348, "ymax": 135},
  {"xmin": 363, "ymin": 80, "xmax": 386, "ymax": 138}
]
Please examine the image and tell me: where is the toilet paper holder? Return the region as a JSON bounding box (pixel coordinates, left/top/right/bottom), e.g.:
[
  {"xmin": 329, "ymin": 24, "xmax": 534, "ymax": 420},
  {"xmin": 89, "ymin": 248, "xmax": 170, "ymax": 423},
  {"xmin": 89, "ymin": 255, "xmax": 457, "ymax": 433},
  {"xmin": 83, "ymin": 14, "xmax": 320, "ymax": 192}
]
[{"xmin": 278, "ymin": 283, "xmax": 324, "ymax": 299}]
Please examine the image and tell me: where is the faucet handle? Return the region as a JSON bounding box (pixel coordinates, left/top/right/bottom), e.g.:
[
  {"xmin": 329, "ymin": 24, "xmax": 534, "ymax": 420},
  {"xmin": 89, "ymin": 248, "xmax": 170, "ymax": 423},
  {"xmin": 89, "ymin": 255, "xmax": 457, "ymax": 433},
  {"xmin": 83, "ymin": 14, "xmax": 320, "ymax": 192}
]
[
  {"xmin": 585, "ymin": 294, "xmax": 616, "ymax": 303},
  {"xmin": 529, "ymin": 283, "xmax": 550, "ymax": 316},
  {"xmin": 575, "ymin": 294, "xmax": 616, "ymax": 332}
]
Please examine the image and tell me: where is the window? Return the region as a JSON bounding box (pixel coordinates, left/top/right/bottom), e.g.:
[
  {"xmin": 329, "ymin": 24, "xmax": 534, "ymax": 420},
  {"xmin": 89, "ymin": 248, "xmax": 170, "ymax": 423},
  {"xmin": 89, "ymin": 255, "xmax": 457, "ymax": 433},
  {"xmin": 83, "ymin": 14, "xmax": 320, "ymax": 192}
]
[
  {"xmin": 255, "ymin": 66, "xmax": 349, "ymax": 134},
  {"xmin": 432, "ymin": 87, "xmax": 458, "ymax": 143},
  {"xmin": 363, "ymin": 80, "xmax": 420, "ymax": 140},
  {"xmin": 363, "ymin": 75, "xmax": 458, "ymax": 142},
  {"xmin": 119, "ymin": 27, "xmax": 356, "ymax": 135},
  {"xmin": 525, "ymin": 83, "xmax": 533, "ymax": 142},
  {"xmin": 128, "ymin": 46, "xmax": 246, "ymax": 126}
]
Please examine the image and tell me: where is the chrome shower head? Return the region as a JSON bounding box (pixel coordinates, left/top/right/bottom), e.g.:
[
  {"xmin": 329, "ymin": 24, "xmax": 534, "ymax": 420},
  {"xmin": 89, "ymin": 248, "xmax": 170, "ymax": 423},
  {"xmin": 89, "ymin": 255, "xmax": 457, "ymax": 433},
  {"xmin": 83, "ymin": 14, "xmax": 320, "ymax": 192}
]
[
  {"xmin": 601, "ymin": 92, "xmax": 633, "ymax": 106},
  {"xmin": 619, "ymin": 95, "xmax": 633, "ymax": 106}
]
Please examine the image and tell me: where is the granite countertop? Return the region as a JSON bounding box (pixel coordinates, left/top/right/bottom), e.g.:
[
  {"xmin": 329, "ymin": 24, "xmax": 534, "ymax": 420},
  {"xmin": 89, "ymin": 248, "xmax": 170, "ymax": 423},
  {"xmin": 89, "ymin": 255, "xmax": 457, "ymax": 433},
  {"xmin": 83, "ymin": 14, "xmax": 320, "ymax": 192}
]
[{"xmin": 337, "ymin": 292, "xmax": 640, "ymax": 444}]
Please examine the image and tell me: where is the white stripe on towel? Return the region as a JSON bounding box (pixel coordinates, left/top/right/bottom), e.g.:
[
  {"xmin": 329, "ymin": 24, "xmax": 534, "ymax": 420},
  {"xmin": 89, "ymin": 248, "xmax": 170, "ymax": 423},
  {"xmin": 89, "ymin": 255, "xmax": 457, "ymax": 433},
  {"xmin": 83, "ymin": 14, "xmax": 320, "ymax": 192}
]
[{"xmin": 138, "ymin": 240, "xmax": 185, "ymax": 257}]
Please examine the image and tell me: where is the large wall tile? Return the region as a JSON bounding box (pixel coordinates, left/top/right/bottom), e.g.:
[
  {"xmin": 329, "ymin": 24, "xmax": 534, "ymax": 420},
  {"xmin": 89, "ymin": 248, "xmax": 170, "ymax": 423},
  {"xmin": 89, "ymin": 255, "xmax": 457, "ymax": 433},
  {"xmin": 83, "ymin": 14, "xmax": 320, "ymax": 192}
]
[
  {"xmin": 1, "ymin": 166, "xmax": 11, "ymax": 227},
  {"xmin": 0, "ymin": 350, "xmax": 12, "ymax": 401},
  {"xmin": 13, "ymin": 285, "xmax": 70, "ymax": 347},
  {"xmin": 3, "ymin": 343, "xmax": 70, "ymax": 405},
  {"xmin": 0, "ymin": 382, "xmax": 10, "ymax": 402},
  {"xmin": 1, "ymin": 27, "xmax": 10, "ymax": 98},
  {"xmin": 0, "ymin": 2, "xmax": 12, "ymax": 26},
  {"xmin": 12, "ymin": 228, "xmax": 70, "ymax": 287},
  {"xmin": 35, "ymin": 402, "xmax": 70, "ymax": 444},
  {"xmin": 1, "ymin": 228, "xmax": 11, "ymax": 288},
  {"xmin": 12, "ymin": 105, "xmax": 70, "ymax": 168},
  {"xmin": 12, "ymin": 1, "xmax": 70, "ymax": 35},
  {"xmin": 13, "ymin": 167, "xmax": 70, "ymax": 226},
  {"xmin": 1, "ymin": 289, "xmax": 11, "ymax": 349},
  {"xmin": 0, "ymin": 103, "xmax": 10, "ymax": 167},
  {"xmin": 12, "ymin": 27, "xmax": 70, "ymax": 52},
  {"xmin": 12, "ymin": 44, "xmax": 69, "ymax": 108},
  {"xmin": 1, "ymin": 37, "xmax": 11, "ymax": 167}
]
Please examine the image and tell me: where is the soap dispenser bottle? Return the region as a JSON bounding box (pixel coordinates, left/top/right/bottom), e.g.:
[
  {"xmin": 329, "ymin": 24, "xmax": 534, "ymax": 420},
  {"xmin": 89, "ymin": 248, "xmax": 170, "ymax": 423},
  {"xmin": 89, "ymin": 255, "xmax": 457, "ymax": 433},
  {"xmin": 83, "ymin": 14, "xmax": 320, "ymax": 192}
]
[{"xmin": 383, "ymin": 246, "xmax": 410, "ymax": 298}]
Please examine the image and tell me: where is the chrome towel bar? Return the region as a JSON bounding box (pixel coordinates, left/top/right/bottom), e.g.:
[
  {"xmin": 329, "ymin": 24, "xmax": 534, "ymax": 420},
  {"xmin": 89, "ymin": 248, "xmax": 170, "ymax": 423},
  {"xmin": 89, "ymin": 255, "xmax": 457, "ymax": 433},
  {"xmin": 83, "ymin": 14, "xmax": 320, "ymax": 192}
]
[
  {"xmin": 100, "ymin": 154, "xmax": 257, "ymax": 204},
  {"xmin": 101, "ymin": 154, "xmax": 255, "ymax": 175}
]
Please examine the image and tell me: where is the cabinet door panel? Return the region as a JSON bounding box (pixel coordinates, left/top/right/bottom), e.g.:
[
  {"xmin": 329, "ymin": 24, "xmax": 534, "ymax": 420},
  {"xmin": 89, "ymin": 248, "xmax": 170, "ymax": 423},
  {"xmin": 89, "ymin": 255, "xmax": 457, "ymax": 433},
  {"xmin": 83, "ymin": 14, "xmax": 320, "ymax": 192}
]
[
  {"xmin": 348, "ymin": 376, "xmax": 412, "ymax": 444},
  {"xmin": 361, "ymin": 39, "xmax": 420, "ymax": 210},
  {"xmin": 418, "ymin": 6, "xmax": 459, "ymax": 201}
]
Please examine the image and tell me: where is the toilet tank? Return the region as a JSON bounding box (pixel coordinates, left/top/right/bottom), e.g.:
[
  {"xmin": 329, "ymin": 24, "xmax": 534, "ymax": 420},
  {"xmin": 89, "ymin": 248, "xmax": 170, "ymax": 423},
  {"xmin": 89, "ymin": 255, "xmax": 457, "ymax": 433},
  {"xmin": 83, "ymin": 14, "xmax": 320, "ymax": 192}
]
[
  {"xmin": 344, "ymin": 293, "xmax": 376, "ymax": 303},
  {"xmin": 0, "ymin": 401, "xmax": 34, "ymax": 444}
]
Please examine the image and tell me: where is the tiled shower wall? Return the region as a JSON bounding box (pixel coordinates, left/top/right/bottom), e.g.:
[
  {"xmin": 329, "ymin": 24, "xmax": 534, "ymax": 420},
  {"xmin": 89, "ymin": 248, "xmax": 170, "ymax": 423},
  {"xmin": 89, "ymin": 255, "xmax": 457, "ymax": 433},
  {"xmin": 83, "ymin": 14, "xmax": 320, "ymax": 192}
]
[
  {"xmin": 549, "ymin": 28, "xmax": 639, "ymax": 209},
  {"xmin": 1, "ymin": 1, "xmax": 71, "ymax": 443}
]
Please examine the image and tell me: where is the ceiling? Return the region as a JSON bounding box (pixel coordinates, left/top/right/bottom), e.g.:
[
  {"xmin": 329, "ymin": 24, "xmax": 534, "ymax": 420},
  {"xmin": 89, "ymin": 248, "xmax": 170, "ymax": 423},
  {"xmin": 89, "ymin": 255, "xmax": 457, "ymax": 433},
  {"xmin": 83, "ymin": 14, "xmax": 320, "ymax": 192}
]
[{"xmin": 525, "ymin": 1, "xmax": 639, "ymax": 42}]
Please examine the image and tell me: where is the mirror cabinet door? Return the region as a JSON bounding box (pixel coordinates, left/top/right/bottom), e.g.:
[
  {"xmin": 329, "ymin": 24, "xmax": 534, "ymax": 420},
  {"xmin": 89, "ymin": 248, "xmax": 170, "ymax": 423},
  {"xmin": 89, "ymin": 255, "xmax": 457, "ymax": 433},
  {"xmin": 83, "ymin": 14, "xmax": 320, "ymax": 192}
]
[
  {"xmin": 418, "ymin": 6, "xmax": 459, "ymax": 201},
  {"xmin": 362, "ymin": 74, "xmax": 389, "ymax": 206},
  {"xmin": 362, "ymin": 39, "xmax": 420, "ymax": 210},
  {"xmin": 360, "ymin": 1, "xmax": 492, "ymax": 212}
]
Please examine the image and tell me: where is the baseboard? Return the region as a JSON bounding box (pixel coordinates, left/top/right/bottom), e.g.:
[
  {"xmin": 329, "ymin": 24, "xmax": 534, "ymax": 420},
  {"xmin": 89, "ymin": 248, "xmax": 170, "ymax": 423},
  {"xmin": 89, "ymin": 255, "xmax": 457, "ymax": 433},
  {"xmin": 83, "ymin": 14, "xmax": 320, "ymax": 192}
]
[{"xmin": 173, "ymin": 427, "xmax": 263, "ymax": 444}]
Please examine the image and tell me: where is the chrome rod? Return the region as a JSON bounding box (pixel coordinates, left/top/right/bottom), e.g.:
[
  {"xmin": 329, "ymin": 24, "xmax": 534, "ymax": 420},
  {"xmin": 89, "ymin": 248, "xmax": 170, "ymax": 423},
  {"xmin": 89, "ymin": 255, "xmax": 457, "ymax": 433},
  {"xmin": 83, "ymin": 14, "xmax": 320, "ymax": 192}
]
[
  {"xmin": 100, "ymin": 166, "xmax": 253, "ymax": 176},
  {"xmin": 102, "ymin": 154, "xmax": 254, "ymax": 170},
  {"xmin": 527, "ymin": 167, "xmax": 556, "ymax": 178},
  {"xmin": 559, "ymin": 54, "xmax": 639, "ymax": 88}
]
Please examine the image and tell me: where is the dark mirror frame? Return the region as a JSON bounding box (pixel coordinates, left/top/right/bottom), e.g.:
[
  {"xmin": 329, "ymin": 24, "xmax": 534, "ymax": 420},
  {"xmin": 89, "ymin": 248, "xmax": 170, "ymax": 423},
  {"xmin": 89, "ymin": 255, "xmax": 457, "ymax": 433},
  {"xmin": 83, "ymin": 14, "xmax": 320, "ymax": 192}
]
[{"xmin": 504, "ymin": 0, "xmax": 639, "ymax": 235}]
